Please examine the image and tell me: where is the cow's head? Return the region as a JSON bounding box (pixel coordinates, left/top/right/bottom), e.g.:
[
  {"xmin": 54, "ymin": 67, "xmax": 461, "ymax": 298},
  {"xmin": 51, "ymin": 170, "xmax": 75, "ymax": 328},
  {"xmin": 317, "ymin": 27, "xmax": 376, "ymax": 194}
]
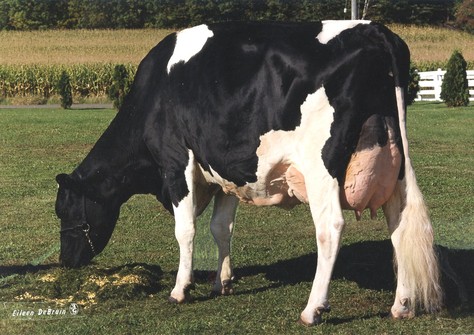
[{"xmin": 55, "ymin": 173, "xmax": 120, "ymax": 268}]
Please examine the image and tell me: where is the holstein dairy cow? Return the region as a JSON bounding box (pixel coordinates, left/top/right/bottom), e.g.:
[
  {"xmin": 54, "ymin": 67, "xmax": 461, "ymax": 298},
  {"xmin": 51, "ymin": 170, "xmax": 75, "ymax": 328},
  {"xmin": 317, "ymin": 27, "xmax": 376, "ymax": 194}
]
[{"xmin": 55, "ymin": 21, "xmax": 442, "ymax": 325}]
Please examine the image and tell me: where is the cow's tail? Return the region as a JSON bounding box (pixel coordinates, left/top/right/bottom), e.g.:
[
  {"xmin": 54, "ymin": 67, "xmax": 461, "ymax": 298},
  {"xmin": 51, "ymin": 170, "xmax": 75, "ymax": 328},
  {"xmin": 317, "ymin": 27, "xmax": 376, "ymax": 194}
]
[{"xmin": 394, "ymin": 85, "xmax": 443, "ymax": 313}]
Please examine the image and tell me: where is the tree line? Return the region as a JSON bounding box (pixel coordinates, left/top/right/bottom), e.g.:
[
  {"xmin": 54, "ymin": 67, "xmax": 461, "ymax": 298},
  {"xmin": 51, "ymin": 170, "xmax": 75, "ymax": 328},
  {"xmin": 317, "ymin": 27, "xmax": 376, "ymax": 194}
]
[{"xmin": 0, "ymin": 0, "xmax": 463, "ymax": 31}]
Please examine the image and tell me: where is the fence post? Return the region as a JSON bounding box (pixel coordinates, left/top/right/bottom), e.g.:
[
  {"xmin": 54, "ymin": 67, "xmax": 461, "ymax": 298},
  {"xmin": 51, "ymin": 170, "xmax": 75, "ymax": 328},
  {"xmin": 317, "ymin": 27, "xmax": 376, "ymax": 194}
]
[{"xmin": 434, "ymin": 68, "xmax": 443, "ymax": 101}]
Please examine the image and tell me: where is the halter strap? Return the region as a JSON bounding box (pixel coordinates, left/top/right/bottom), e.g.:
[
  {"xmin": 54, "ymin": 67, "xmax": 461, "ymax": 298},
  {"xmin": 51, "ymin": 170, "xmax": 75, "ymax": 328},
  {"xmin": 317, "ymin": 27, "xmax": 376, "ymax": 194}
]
[{"xmin": 59, "ymin": 194, "xmax": 97, "ymax": 256}]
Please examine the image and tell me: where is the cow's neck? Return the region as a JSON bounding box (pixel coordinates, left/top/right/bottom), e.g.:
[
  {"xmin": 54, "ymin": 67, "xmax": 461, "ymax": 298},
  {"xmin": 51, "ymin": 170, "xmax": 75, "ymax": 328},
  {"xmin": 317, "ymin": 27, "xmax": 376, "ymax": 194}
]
[{"xmin": 74, "ymin": 111, "xmax": 159, "ymax": 206}]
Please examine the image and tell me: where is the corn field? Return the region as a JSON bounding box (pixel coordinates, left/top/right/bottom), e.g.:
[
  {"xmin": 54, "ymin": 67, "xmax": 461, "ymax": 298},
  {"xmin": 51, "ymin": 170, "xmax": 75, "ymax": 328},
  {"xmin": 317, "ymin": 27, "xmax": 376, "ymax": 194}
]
[
  {"xmin": 2, "ymin": 60, "xmax": 473, "ymax": 104},
  {"xmin": 0, "ymin": 63, "xmax": 136, "ymax": 101}
]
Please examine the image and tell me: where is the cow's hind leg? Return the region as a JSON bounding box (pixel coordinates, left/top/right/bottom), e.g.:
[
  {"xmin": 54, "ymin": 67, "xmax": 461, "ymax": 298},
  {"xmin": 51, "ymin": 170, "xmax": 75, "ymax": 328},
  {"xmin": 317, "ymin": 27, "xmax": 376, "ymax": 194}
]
[
  {"xmin": 390, "ymin": 86, "xmax": 442, "ymax": 316},
  {"xmin": 299, "ymin": 176, "xmax": 345, "ymax": 326},
  {"xmin": 383, "ymin": 179, "xmax": 442, "ymax": 318},
  {"xmin": 210, "ymin": 191, "xmax": 239, "ymax": 296},
  {"xmin": 382, "ymin": 182, "xmax": 412, "ymax": 318}
]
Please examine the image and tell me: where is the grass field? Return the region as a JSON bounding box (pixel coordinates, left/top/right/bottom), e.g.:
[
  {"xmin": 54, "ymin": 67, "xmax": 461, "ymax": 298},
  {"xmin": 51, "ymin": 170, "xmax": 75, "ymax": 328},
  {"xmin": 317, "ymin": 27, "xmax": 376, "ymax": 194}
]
[
  {"xmin": 0, "ymin": 25, "xmax": 473, "ymax": 66},
  {"xmin": 0, "ymin": 103, "xmax": 473, "ymax": 334}
]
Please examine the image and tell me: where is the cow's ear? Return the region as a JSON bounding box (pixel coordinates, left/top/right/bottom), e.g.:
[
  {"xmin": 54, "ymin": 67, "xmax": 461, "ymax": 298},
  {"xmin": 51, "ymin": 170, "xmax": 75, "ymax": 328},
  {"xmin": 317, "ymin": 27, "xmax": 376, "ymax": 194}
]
[
  {"xmin": 56, "ymin": 173, "xmax": 70, "ymax": 186},
  {"xmin": 56, "ymin": 173, "xmax": 79, "ymax": 191}
]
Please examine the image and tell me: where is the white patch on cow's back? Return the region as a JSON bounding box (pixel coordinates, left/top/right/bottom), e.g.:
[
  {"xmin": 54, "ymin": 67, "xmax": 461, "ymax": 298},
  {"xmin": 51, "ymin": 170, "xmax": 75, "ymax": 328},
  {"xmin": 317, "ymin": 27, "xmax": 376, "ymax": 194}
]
[
  {"xmin": 316, "ymin": 20, "xmax": 371, "ymax": 44},
  {"xmin": 167, "ymin": 24, "xmax": 214, "ymax": 74}
]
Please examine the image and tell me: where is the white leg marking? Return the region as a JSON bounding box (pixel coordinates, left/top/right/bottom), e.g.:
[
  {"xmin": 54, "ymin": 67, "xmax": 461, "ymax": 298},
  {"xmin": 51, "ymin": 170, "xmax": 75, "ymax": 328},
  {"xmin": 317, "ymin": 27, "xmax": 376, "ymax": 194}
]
[
  {"xmin": 210, "ymin": 191, "xmax": 239, "ymax": 295},
  {"xmin": 170, "ymin": 150, "xmax": 198, "ymax": 303},
  {"xmin": 316, "ymin": 20, "xmax": 370, "ymax": 44},
  {"xmin": 300, "ymin": 175, "xmax": 345, "ymax": 325},
  {"xmin": 290, "ymin": 86, "xmax": 345, "ymax": 325},
  {"xmin": 167, "ymin": 24, "xmax": 214, "ymax": 73},
  {"xmin": 382, "ymin": 182, "xmax": 413, "ymax": 318}
]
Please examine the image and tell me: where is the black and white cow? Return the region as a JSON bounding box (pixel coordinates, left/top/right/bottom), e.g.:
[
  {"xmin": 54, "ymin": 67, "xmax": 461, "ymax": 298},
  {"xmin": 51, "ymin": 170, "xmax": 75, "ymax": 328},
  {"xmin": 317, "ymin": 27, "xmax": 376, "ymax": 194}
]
[{"xmin": 55, "ymin": 21, "xmax": 442, "ymax": 325}]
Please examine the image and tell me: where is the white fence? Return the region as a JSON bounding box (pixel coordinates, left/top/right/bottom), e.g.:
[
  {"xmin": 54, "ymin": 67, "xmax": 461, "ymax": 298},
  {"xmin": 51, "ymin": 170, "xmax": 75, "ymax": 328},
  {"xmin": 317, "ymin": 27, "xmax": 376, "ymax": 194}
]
[{"xmin": 415, "ymin": 69, "xmax": 474, "ymax": 102}]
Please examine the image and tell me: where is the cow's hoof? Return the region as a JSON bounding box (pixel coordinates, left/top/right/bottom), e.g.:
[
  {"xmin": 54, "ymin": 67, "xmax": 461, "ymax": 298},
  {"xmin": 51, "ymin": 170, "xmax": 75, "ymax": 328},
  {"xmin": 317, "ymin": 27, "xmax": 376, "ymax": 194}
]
[
  {"xmin": 168, "ymin": 294, "xmax": 192, "ymax": 304},
  {"xmin": 168, "ymin": 285, "xmax": 194, "ymax": 304},
  {"xmin": 221, "ymin": 279, "xmax": 234, "ymax": 295},
  {"xmin": 390, "ymin": 309, "xmax": 414, "ymax": 319},
  {"xmin": 168, "ymin": 296, "xmax": 181, "ymax": 304},
  {"xmin": 298, "ymin": 306, "xmax": 330, "ymax": 326},
  {"xmin": 211, "ymin": 279, "xmax": 234, "ymax": 297},
  {"xmin": 297, "ymin": 313, "xmax": 322, "ymax": 327},
  {"xmin": 390, "ymin": 299, "xmax": 414, "ymax": 319}
]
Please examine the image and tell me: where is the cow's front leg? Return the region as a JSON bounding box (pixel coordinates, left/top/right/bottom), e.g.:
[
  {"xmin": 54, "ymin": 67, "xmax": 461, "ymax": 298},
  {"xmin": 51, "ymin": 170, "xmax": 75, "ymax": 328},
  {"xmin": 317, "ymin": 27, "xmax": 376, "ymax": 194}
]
[
  {"xmin": 299, "ymin": 177, "xmax": 345, "ymax": 326},
  {"xmin": 169, "ymin": 192, "xmax": 196, "ymax": 303},
  {"xmin": 169, "ymin": 153, "xmax": 198, "ymax": 303},
  {"xmin": 210, "ymin": 191, "xmax": 239, "ymax": 296}
]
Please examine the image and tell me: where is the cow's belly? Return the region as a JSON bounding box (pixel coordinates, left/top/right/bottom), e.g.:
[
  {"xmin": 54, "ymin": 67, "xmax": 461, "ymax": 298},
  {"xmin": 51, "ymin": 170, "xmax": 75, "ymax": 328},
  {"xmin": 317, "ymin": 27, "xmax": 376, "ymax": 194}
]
[
  {"xmin": 237, "ymin": 162, "xmax": 307, "ymax": 209},
  {"xmin": 200, "ymin": 134, "xmax": 401, "ymax": 215},
  {"xmin": 198, "ymin": 87, "xmax": 401, "ymax": 216},
  {"xmin": 200, "ymin": 143, "xmax": 401, "ymax": 214},
  {"xmin": 198, "ymin": 130, "xmax": 307, "ymax": 209},
  {"xmin": 199, "ymin": 137, "xmax": 400, "ymax": 216},
  {"xmin": 199, "ymin": 164, "xmax": 305, "ymax": 209}
]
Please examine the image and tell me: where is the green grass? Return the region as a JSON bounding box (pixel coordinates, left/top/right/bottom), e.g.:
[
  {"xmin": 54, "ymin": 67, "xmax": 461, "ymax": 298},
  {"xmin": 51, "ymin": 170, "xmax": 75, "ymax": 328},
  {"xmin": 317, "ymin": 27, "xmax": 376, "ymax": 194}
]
[{"xmin": 0, "ymin": 103, "xmax": 473, "ymax": 334}]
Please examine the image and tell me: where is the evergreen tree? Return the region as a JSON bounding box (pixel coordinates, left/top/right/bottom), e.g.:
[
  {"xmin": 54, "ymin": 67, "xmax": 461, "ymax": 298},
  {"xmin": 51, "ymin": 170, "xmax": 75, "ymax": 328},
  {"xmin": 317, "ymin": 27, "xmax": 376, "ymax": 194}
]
[
  {"xmin": 57, "ymin": 70, "xmax": 73, "ymax": 109},
  {"xmin": 407, "ymin": 63, "xmax": 420, "ymax": 105},
  {"xmin": 108, "ymin": 64, "xmax": 130, "ymax": 109},
  {"xmin": 440, "ymin": 50, "xmax": 470, "ymax": 107}
]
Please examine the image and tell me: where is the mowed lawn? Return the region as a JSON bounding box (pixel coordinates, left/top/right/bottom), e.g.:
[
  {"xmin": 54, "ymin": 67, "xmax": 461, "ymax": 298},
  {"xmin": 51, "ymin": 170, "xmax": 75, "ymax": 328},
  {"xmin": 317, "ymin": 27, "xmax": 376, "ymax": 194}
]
[{"xmin": 0, "ymin": 103, "xmax": 473, "ymax": 334}]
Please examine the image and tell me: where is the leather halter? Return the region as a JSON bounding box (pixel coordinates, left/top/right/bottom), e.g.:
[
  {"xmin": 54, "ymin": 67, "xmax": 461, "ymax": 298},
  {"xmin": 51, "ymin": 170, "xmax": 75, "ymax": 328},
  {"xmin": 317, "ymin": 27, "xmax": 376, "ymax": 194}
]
[{"xmin": 59, "ymin": 194, "xmax": 97, "ymax": 256}]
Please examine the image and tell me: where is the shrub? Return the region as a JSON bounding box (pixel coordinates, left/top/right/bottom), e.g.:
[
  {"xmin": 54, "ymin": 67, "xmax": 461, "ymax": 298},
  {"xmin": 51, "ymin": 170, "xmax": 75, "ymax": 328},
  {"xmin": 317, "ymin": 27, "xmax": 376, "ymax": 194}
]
[
  {"xmin": 57, "ymin": 70, "xmax": 73, "ymax": 109},
  {"xmin": 108, "ymin": 64, "xmax": 131, "ymax": 109},
  {"xmin": 407, "ymin": 63, "xmax": 420, "ymax": 105},
  {"xmin": 440, "ymin": 50, "xmax": 470, "ymax": 107}
]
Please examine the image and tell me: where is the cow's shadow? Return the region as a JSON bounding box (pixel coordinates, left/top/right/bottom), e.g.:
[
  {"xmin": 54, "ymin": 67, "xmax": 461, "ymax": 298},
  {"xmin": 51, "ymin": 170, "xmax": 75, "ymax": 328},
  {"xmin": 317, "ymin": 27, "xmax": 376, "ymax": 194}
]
[
  {"xmin": 224, "ymin": 240, "xmax": 473, "ymax": 313},
  {"xmin": 233, "ymin": 240, "xmax": 395, "ymax": 289}
]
